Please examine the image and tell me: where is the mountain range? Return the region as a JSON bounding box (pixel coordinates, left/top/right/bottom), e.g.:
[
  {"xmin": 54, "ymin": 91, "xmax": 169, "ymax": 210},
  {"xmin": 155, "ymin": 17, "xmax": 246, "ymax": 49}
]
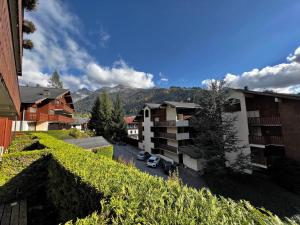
[{"xmin": 72, "ymin": 85, "xmax": 201, "ymax": 115}]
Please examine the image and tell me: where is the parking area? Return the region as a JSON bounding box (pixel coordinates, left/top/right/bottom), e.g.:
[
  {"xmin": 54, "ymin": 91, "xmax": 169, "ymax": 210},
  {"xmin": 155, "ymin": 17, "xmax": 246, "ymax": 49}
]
[{"xmin": 113, "ymin": 144, "xmax": 206, "ymax": 189}]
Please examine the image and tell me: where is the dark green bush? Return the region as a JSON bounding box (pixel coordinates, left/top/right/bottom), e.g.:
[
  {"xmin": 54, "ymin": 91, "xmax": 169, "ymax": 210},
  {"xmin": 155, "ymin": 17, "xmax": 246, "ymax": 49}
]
[
  {"xmin": 91, "ymin": 145, "xmax": 114, "ymax": 159},
  {"xmin": 270, "ymin": 158, "xmax": 300, "ymax": 194}
]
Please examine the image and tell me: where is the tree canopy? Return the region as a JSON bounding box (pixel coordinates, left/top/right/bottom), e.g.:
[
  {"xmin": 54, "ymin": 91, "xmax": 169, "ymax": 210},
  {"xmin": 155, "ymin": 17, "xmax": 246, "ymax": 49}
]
[{"xmin": 48, "ymin": 70, "xmax": 63, "ymax": 88}]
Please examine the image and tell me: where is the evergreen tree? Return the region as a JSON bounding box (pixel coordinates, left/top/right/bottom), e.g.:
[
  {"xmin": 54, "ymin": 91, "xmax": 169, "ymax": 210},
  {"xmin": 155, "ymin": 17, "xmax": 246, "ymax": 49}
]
[
  {"xmin": 111, "ymin": 94, "xmax": 127, "ymax": 140},
  {"xmin": 190, "ymin": 80, "xmax": 250, "ymax": 175},
  {"xmin": 48, "ymin": 70, "xmax": 63, "ymax": 88},
  {"xmin": 98, "ymin": 91, "xmax": 113, "ymax": 139},
  {"xmin": 88, "ymin": 96, "xmax": 101, "ymax": 135}
]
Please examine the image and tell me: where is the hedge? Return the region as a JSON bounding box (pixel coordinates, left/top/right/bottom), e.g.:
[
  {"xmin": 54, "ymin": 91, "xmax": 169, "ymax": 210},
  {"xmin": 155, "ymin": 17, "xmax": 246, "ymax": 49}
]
[
  {"xmin": 91, "ymin": 145, "xmax": 114, "ymax": 159},
  {"xmin": 0, "ymin": 133, "xmax": 296, "ymax": 225},
  {"xmin": 7, "ymin": 133, "xmax": 39, "ymax": 153}
]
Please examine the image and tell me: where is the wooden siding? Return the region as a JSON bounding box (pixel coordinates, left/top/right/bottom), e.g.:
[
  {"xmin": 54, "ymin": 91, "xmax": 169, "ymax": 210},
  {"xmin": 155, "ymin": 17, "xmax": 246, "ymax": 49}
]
[
  {"xmin": 0, "ymin": 117, "xmax": 13, "ymax": 149},
  {"xmin": 279, "ymin": 99, "xmax": 300, "ymax": 162},
  {"xmin": 0, "ymin": 0, "xmax": 22, "ymax": 115}
]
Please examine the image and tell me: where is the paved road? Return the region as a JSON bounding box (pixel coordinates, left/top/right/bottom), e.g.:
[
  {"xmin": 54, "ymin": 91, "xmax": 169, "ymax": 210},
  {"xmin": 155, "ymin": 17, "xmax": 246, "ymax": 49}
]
[{"xmin": 113, "ymin": 144, "xmax": 206, "ymax": 189}]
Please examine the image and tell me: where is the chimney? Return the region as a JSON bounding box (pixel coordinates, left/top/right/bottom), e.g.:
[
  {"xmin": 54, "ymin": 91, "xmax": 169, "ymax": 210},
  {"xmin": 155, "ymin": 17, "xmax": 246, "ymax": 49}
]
[{"xmin": 244, "ymin": 86, "xmax": 248, "ymax": 91}]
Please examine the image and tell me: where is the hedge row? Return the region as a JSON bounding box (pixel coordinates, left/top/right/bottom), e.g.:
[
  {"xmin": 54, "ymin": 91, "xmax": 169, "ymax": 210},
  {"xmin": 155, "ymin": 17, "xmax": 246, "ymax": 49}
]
[
  {"xmin": 31, "ymin": 133, "xmax": 295, "ymax": 225},
  {"xmin": 7, "ymin": 133, "xmax": 39, "ymax": 153}
]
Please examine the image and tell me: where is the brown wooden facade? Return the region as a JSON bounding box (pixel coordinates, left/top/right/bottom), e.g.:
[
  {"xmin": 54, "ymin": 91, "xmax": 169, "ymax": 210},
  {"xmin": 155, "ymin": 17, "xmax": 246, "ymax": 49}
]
[{"xmin": 0, "ymin": 0, "xmax": 23, "ymax": 149}]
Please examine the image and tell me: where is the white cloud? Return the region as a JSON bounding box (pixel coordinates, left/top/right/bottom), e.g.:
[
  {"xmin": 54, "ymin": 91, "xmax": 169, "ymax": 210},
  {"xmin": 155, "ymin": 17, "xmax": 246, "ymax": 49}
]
[
  {"xmin": 86, "ymin": 59, "xmax": 155, "ymax": 89},
  {"xmin": 21, "ymin": 0, "xmax": 155, "ymax": 91},
  {"xmin": 202, "ymin": 45, "xmax": 300, "ymax": 94}
]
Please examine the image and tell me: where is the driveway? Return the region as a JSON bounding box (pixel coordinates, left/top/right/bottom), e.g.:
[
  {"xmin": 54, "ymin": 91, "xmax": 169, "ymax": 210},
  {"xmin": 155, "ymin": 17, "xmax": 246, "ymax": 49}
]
[{"xmin": 113, "ymin": 144, "xmax": 206, "ymax": 189}]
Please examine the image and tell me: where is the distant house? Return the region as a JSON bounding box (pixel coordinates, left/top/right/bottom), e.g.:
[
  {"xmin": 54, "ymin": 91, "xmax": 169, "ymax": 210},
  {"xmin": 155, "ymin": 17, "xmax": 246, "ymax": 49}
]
[
  {"xmin": 71, "ymin": 117, "xmax": 89, "ymax": 131},
  {"xmin": 135, "ymin": 102, "xmax": 204, "ymax": 171},
  {"xmin": 0, "ymin": 0, "xmax": 23, "ymax": 151},
  {"xmin": 14, "ymin": 86, "xmax": 75, "ymax": 131},
  {"xmin": 124, "ymin": 116, "xmax": 139, "ymax": 139}
]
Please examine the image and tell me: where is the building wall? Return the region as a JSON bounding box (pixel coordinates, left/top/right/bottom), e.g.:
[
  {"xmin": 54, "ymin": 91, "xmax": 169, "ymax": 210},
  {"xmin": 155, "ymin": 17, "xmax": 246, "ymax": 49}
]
[
  {"xmin": 166, "ymin": 107, "xmax": 177, "ymax": 121},
  {"xmin": 279, "ymin": 99, "xmax": 300, "ymax": 162},
  {"xmin": 0, "ymin": 118, "xmax": 13, "ymax": 149},
  {"xmin": 36, "ymin": 121, "xmax": 49, "ymax": 131},
  {"xmin": 182, "ymin": 154, "xmax": 204, "ymax": 172},
  {"xmin": 226, "ymin": 91, "xmax": 252, "ymax": 173},
  {"xmin": 142, "ymin": 106, "xmax": 154, "ymax": 153},
  {"xmin": 0, "ymin": 0, "xmax": 22, "ymax": 114}
]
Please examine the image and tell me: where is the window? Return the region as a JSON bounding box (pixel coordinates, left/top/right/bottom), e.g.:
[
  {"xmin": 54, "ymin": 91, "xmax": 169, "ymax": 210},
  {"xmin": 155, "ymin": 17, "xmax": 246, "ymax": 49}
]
[
  {"xmin": 29, "ymin": 107, "xmax": 36, "ymax": 113},
  {"xmin": 224, "ymin": 98, "xmax": 241, "ymax": 112},
  {"xmin": 145, "ymin": 109, "xmax": 149, "ymax": 118}
]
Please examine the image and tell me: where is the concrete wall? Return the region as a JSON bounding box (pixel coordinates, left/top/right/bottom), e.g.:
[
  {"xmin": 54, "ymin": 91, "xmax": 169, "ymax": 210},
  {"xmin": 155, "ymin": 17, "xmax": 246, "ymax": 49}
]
[
  {"xmin": 182, "ymin": 154, "xmax": 205, "ymax": 172},
  {"xmin": 13, "ymin": 121, "xmax": 30, "ymax": 131},
  {"xmin": 36, "ymin": 121, "xmax": 49, "ymax": 131},
  {"xmin": 226, "ymin": 91, "xmax": 252, "ymax": 174}
]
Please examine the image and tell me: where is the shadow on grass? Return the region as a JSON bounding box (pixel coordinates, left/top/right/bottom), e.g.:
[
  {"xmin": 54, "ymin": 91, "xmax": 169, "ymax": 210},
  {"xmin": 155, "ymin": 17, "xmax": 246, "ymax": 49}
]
[
  {"xmin": 204, "ymin": 173, "xmax": 300, "ymax": 221},
  {"xmin": 0, "ymin": 156, "xmax": 103, "ymax": 224}
]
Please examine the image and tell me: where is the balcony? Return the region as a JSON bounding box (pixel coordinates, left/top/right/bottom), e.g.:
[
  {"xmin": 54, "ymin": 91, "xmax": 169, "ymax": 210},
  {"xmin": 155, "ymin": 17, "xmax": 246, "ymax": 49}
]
[
  {"xmin": 249, "ymin": 135, "xmax": 284, "ymax": 146},
  {"xmin": 156, "ymin": 132, "xmax": 189, "ymax": 140},
  {"xmin": 154, "ymin": 120, "xmax": 189, "ymax": 127},
  {"xmin": 156, "ymin": 143, "xmax": 178, "ymax": 153},
  {"xmin": 49, "ymin": 102, "xmax": 74, "ymax": 114},
  {"xmin": 48, "ymin": 114, "xmax": 74, "ymax": 123},
  {"xmin": 25, "ymin": 112, "xmax": 49, "ymax": 122},
  {"xmin": 248, "ymin": 117, "xmax": 281, "ymax": 126}
]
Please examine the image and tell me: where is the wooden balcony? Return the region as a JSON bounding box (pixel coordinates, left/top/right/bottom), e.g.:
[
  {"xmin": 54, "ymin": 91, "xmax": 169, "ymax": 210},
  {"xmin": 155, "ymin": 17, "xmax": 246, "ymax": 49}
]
[
  {"xmin": 248, "ymin": 117, "xmax": 281, "ymax": 126},
  {"xmin": 48, "ymin": 114, "xmax": 74, "ymax": 123},
  {"xmin": 25, "ymin": 112, "xmax": 48, "ymax": 122},
  {"xmin": 25, "ymin": 113, "xmax": 74, "ymax": 123},
  {"xmin": 49, "ymin": 102, "xmax": 74, "ymax": 113},
  {"xmin": 249, "ymin": 135, "xmax": 284, "ymax": 146},
  {"xmin": 156, "ymin": 143, "xmax": 178, "ymax": 153},
  {"xmin": 154, "ymin": 120, "xmax": 189, "ymax": 127}
]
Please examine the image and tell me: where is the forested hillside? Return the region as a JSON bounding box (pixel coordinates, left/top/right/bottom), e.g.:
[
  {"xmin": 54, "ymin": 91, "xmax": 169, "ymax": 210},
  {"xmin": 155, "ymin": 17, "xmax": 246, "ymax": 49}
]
[{"xmin": 73, "ymin": 85, "xmax": 201, "ymax": 115}]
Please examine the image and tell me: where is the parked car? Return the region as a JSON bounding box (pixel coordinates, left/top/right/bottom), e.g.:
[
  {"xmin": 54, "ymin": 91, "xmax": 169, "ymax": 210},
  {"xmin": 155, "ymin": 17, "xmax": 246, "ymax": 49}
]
[
  {"xmin": 137, "ymin": 151, "xmax": 151, "ymax": 161},
  {"xmin": 146, "ymin": 156, "xmax": 160, "ymax": 168}
]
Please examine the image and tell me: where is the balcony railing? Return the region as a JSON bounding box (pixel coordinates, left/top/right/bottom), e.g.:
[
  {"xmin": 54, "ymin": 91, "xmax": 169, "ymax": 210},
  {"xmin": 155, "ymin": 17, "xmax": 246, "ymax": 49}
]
[
  {"xmin": 248, "ymin": 117, "xmax": 281, "ymax": 126},
  {"xmin": 26, "ymin": 112, "xmax": 49, "ymax": 122},
  {"xmin": 154, "ymin": 120, "xmax": 189, "ymax": 127},
  {"xmin": 156, "ymin": 132, "xmax": 177, "ymax": 140},
  {"xmin": 25, "ymin": 112, "xmax": 74, "ymax": 123},
  {"xmin": 48, "ymin": 114, "xmax": 74, "ymax": 123},
  {"xmin": 156, "ymin": 143, "xmax": 178, "ymax": 153},
  {"xmin": 49, "ymin": 102, "xmax": 74, "ymax": 113},
  {"xmin": 249, "ymin": 135, "xmax": 284, "ymax": 146}
]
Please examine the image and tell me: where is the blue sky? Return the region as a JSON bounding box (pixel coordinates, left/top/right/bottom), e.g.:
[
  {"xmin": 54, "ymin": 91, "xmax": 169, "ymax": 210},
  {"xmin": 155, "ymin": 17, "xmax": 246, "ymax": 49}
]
[{"xmin": 21, "ymin": 0, "xmax": 300, "ymax": 92}]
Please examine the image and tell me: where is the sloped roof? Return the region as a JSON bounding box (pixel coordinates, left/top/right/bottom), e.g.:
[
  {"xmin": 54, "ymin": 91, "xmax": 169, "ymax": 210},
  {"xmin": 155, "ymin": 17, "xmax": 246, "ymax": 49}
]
[
  {"xmin": 144, "ymin": 103, "xmax": 161, "ymax": 109},
  {"xmin": 124, "ymin": 116, "xmax": 136, "ymax": 124},
  {"xmin": 179, "ymin": 145, "xmax": 203, "ymax": 159},
  {"xmin": 162, "ymin": 101, "xmax": 199, "ymax": 109},
  {"xmin": 71, "ymin": 117, "xmax": 89, "ymax": 125},
  {"xmin": 233, "ymin": 88, "xmax": 300, "ymax": 101},
  {"xmin": 20, "ymin": 86, "xmax": 70, "ymax": 104}
]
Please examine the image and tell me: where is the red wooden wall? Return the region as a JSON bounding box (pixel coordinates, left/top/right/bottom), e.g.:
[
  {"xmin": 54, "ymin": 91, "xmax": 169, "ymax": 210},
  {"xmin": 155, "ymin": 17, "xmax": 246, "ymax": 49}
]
[{"xmin": 0, "ymin": 117, "xmax": 13, "ymax": 149}]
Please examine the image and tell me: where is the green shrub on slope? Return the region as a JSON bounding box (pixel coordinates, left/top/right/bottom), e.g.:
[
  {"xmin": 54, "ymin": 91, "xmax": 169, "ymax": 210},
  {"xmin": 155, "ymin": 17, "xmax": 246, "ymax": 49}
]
[
  {"xmin": 91, "ymin": 145, "xmax": 114, "ymax": 159},
  {"xmin": 32, "ymin": 133, "xmax": 295, "ymax": 225}
]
